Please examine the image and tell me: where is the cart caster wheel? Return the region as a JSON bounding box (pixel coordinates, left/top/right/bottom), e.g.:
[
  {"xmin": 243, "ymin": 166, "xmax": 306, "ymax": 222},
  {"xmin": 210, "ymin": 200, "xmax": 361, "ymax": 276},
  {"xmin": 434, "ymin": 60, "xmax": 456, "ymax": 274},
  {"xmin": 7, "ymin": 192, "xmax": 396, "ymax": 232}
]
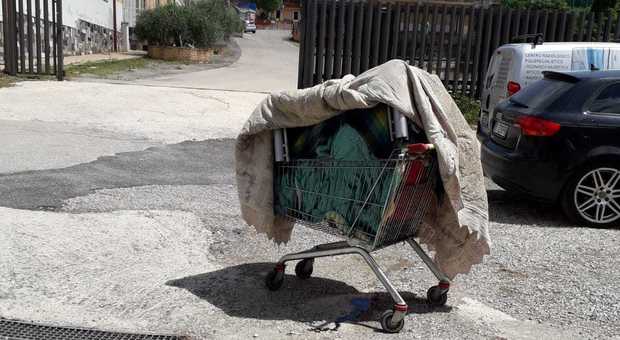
[
  {"xmin": 427, "ymin": 285, "xmax": 448, "ymax": 306},
  {"xmin": 265, "ymin": 267, "xmax": 284, "ymax": 291},
  {"xmin": 380, "ymin": 310, "xmax": 405, "ymax": 333},
  {"xmin": 295, "ymin": 259, "xmax": 314, "ymax": 279}
]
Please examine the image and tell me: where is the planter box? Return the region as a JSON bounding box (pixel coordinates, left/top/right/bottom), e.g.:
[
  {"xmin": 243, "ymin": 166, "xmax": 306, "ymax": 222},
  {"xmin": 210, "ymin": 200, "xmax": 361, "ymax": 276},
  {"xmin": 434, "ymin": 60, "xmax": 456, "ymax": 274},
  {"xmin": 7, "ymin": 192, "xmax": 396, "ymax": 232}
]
[{"xmin": 148, "ymin": 46, "xmax": 214, "ymax": 63}]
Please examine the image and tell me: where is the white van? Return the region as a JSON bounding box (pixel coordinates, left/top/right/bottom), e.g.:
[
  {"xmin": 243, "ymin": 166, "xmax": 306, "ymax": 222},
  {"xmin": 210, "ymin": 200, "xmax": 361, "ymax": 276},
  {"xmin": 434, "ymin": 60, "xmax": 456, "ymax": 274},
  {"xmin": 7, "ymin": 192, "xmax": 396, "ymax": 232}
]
[{"xmin": 478, "ymin": 42, "xmax": 620, "ymax": 136}]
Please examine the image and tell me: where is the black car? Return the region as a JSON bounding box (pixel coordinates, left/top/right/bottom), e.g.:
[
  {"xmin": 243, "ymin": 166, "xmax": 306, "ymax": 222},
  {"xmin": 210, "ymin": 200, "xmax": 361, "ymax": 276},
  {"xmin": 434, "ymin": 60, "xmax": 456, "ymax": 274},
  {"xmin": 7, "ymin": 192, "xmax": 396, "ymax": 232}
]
[{"xmin": 478, "ymin": 70, "xmax": 620, "ymax": 227}]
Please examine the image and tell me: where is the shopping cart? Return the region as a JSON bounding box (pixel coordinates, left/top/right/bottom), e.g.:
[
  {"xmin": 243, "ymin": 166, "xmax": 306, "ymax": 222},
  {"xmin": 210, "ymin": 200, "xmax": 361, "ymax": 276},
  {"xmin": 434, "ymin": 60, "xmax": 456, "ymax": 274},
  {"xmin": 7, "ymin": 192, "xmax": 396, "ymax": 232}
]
[{"xmin": 265, "ymin": 124, "xmax": 452, "ymax": 333}]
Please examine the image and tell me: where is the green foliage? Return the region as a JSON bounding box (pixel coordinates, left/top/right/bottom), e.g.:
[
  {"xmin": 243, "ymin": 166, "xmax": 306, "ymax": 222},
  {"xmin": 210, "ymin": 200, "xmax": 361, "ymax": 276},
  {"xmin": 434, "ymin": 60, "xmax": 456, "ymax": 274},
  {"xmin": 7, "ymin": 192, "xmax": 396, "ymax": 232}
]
[
  {"xmin": 0, "ymin": 73, "xmax": 18, "ymax": 89},
  {"xmin": 501, "ymin": 0, "xmax": 570, "ymax": 10},
  {"xmin": 65, "ymin": 58, "xmax": 150, "ymax": 78},
  {"xmin": 256, "ymin": 0, "xmax": 283, "ymax": 14},
  {"xmin": 452, "ymin": 94, "xmax": 481, "ymax": 126},
  {"xmin": 591, "ymin": 0, "xmax": 617, "ymax": 12},
  {"xmin": 135, "ymin": 0, "xmax": 243, "ymax": 49}
]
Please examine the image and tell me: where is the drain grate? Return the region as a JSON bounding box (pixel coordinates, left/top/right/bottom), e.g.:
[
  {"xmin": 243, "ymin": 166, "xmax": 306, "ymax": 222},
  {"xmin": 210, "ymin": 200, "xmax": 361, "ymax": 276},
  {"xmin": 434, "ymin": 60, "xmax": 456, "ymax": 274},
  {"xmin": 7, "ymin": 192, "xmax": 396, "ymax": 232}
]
[{"xmin": 0, "ymin": 318, "xmax": 189, "ymax": 340}]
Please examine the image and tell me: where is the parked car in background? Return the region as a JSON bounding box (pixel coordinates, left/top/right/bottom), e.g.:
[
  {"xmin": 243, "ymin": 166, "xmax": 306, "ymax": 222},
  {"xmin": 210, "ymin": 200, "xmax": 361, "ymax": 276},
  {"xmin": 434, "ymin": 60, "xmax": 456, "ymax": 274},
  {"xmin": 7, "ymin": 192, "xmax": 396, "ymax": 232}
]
[
  {"xmin": 244, "ymin": 19, "xmax": 256, "ymax": 33},
  {"xmin": 479, "ymin": 42, "xmax": 620, "ymax": 138},
  {"xmin": 479, "ymin": 70, "xmax": 620, "ymax": 227}
]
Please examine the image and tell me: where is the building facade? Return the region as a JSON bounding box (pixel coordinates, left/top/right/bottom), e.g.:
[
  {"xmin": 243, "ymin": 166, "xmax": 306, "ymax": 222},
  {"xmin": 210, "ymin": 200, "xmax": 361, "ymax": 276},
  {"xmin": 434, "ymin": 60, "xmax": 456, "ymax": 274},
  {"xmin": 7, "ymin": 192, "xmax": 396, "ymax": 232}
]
[{"xmin": 1, "ymin": 0, "xmax": 125, "ymax": 55}]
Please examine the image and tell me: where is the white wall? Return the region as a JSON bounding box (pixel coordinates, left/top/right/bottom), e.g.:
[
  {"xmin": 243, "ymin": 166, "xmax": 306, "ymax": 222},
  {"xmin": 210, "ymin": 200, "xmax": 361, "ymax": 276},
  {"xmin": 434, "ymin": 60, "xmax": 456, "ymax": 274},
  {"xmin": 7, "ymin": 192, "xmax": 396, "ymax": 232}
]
[
  {"xmin": 63, "ymin": 0, "xmax": 123, "ymax": 30},
  {"xmin": 0, "ymin": 0, "xmax": 123, "ymax": 30},
  {"xmin": 123, "ymin": 0, "xmax": 139, "ymax": 28}
]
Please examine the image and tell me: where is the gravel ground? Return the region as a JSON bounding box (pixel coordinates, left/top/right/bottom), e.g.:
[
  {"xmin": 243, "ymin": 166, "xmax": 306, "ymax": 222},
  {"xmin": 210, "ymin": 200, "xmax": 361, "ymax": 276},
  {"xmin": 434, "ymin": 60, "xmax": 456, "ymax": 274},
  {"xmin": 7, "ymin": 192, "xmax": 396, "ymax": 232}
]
[
  {"xmin": 1, "ymin": 138, "xmax": 619, "ymax": 339},
  {"xmin": 58, "ymin": 182, "xmax": 620, "ymax": 339}
]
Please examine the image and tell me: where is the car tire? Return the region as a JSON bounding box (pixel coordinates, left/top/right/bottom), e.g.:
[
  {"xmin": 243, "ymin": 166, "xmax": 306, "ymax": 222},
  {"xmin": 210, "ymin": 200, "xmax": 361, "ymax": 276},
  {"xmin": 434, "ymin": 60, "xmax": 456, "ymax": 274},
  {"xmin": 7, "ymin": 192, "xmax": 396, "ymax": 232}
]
[{"xmin": 561, "ymin": 162, "xmax": 620, "ymax": 228}]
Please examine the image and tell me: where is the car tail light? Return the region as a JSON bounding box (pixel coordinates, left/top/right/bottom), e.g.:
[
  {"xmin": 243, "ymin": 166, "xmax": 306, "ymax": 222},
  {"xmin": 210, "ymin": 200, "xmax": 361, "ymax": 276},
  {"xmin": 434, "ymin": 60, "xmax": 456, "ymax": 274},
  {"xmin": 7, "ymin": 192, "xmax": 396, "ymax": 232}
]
[
  {"xmin": 517, "ymin": 116, "xmax": 561, "ymax": 136},
  {"xmin": 507, "ymin": 81, "xmax": 521, "ymax": 96}
]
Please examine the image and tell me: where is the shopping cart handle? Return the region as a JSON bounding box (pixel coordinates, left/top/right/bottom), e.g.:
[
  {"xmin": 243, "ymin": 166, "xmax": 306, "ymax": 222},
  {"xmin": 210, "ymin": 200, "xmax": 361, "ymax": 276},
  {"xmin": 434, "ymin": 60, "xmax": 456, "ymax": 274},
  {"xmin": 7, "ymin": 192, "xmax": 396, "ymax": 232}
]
[{"xmin": 407, "ymin": 143, "xmax": 434, "ymax": 154}]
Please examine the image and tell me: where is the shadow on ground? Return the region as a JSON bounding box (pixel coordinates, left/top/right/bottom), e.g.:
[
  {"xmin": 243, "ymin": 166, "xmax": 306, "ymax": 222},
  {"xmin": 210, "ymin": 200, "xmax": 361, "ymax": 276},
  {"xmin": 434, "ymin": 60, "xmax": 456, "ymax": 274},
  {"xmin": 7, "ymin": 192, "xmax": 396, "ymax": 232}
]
[
  {"xmin": 0, "ymin": 139, "xmax": 235, "ymax": 210},
  {"xmin": 487, "ymin": 188, "xmax": 573, "ymax": 227},
  {"xmin": 166, "ymin": 262, "xmax": 451, "ymax": 327}
]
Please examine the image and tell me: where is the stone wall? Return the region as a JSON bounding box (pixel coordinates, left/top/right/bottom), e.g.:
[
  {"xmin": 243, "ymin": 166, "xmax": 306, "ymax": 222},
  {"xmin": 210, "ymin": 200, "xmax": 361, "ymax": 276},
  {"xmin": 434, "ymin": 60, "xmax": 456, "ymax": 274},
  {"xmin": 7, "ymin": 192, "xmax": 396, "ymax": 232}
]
[
  {"xmin": 0, "ymin": 21, "xmax": 4, "ymax": 65},
  {"xmin": 148, "ymin": 46, "xmax": 214, "ymax": 63},
  {"xmin": 63, "ymin": 19, "xmax": 127, "ymax": 55},
  {"xmin": 0, "ymin": 18, "xmax": 125, "ymax": 60}
]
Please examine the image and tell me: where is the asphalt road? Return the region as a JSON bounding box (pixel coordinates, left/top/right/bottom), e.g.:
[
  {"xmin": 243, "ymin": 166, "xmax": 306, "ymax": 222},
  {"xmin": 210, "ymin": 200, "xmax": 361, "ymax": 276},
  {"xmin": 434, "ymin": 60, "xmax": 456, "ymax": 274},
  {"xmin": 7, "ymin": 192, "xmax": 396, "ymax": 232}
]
[{"xmin": 132, "ymin": 30, "xmax": 299, "ymax": 93}]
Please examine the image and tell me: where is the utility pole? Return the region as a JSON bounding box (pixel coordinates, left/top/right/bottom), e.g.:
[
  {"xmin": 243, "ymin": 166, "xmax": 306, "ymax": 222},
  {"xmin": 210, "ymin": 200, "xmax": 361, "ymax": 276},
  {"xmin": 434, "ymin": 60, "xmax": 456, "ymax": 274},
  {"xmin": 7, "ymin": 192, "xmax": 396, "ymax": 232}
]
[{"xmin": 113, "ymin": 0, "xmax": 118, "ymax": 52}]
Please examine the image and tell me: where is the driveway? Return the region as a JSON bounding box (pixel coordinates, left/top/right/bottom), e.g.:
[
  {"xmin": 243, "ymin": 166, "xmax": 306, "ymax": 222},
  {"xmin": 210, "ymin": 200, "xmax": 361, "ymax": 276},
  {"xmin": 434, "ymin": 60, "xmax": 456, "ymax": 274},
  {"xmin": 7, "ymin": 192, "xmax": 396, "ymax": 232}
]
[{"xmin": 132, "ymin": 30, "xmax": 299, "ymax": 93}]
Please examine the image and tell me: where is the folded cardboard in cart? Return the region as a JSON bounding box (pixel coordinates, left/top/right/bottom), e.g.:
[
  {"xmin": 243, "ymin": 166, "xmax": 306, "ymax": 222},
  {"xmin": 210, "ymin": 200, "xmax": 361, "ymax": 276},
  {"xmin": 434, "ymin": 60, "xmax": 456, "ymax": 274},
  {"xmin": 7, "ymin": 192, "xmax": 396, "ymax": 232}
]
[{"xmin": 235, "ymin": 60, "xmax": 490, "ymax": 278}]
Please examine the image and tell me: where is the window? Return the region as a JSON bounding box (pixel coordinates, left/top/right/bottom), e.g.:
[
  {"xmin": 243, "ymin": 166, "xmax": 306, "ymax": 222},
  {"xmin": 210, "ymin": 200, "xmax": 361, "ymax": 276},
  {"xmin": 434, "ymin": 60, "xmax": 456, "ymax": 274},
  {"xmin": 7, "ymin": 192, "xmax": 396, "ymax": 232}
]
[
  {"xmin": 509, "ymin": 78, "xmax": 574, "ymax": 110},
  {"xmin": 590, "ymin": 83, "xmax": 620, "ymax": 114}
]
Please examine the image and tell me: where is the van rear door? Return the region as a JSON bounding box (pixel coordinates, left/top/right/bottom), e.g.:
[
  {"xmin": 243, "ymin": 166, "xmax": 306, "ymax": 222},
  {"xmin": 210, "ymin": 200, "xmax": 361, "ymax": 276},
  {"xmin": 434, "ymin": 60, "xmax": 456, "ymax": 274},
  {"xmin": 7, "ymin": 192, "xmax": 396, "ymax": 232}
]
[{"xmin": 480, "ymin": 49, "xmax": 512, "ymax": 136}]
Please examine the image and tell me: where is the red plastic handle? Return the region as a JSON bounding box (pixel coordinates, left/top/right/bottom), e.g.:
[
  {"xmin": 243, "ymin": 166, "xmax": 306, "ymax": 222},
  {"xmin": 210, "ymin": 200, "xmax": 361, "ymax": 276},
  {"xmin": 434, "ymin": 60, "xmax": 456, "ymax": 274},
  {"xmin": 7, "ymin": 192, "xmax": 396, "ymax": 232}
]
[{"xmin": 407, "ymin": 143, "xmax": 434, "ymax": 154}]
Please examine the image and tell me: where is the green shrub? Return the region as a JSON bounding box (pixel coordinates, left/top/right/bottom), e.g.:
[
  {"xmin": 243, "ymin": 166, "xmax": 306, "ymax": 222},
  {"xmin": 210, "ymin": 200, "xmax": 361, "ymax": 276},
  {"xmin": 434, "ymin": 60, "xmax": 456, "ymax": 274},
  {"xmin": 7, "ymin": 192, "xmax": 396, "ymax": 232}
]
[
  {"xmin": 501, "ymin": 0, "xmax": 570, "ymax": 10},
  {"xmin": 257, "ymin": 0, "xmax": 283, "ymax": 14},
  {"xmin": 135, "ymin": 0, "xmax": 243, "ymax": 49},
  {"xmin": 452, "ymin": 94, "xmax": 481, "ymax": 126}
]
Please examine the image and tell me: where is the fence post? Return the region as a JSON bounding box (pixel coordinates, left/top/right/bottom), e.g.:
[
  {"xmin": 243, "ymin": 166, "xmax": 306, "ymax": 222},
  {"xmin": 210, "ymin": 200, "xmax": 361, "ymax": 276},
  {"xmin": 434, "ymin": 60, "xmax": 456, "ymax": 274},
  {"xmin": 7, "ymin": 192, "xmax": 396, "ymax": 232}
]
[
  {"xmin": 614, "ymin": 13, "xmax": 620, "ymax": 41},
  {"xmin": 604, "ymin": 11, "xmax": 612, "ymax": 41},
  {"xmin": 453, "ymin": 5, "xmax": 466, "ymax": 93},
  {"xmin": 315, "ymin": 0, "xmax": 326, "ymax": 83},
  {"xmin": 55, "ymin": 0, "xmax": 63, "ymax": 80},
  {"xmin": 333, "ymin": 0, "xmax": 344, "ymax": 78},
  {"xmin": 558, "ymin": 11, "xmax": 567, "ymax": 42},
  {"xmin": 323, "ymin": 0, "xmax": 336, "ymax": 80},
  {"xmin": 361, "ymin": 0, "xmax": 374, "ymax": 71},
  {"xmin": 3, "ymin": 0, "xmax": 19, "ymax": 75},
  {"xmin": 435, "ymin": 3, "xmax": 447, "ymax": 78},
  {"xmin": 302, "ymin": 0, "xmax": 316, "ymax": 88},
  {"xmin": 352, "ymin": 1, "xmax": 364, "ymax": 74},
  {"xmin": 296, "ymin": 0, "xmax": 307, "ymax": 88},
  {"xmin": 462, "ymin": 6, "xmax": 475, "ymax": 96}
]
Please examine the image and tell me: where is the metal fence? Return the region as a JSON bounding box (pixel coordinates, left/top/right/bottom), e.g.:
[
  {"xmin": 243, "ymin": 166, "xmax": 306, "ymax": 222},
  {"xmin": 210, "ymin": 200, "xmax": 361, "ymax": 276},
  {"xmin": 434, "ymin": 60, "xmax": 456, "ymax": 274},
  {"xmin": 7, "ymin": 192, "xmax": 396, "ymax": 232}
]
[
  {"xmin": 298, "ymin": 0, "xmax": 620, "ymax": 97},
  {"xmin": 1, "ymin": 0, "xmax": 64, "ymax": 80}
]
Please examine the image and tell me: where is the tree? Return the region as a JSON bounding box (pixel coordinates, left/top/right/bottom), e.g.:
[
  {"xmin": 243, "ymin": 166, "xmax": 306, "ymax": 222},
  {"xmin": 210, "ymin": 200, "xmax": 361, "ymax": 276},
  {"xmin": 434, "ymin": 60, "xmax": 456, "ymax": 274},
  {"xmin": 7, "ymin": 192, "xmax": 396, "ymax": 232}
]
[{"xmin": 256, "ymin": 0, "xmax": 282, "ymax": 14}]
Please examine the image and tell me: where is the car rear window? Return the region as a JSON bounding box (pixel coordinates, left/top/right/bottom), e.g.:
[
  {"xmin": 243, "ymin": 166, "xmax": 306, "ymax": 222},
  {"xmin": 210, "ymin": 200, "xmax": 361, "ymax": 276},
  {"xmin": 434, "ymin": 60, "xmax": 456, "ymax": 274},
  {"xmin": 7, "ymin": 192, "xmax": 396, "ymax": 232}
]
[{"xmin": 509, "ymin": 78, "xmax": 574, "ymax": 110}]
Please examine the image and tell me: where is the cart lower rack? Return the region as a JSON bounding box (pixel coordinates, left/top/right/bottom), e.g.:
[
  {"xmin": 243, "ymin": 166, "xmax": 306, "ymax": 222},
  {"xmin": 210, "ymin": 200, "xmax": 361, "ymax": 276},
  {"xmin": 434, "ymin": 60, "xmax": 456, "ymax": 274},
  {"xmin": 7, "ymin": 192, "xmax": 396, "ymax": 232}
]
[{"xmin": 266, "ymin": 143, "xmax": 451, "ymax": 333}]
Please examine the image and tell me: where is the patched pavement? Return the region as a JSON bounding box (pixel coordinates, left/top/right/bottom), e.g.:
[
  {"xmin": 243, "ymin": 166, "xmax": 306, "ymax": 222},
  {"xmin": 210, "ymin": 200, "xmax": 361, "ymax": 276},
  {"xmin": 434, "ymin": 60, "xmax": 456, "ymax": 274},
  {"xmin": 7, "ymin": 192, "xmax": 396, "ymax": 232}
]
[{"xmin": 1, "ymin": 137, "xmax": 618, "ymax": 339}]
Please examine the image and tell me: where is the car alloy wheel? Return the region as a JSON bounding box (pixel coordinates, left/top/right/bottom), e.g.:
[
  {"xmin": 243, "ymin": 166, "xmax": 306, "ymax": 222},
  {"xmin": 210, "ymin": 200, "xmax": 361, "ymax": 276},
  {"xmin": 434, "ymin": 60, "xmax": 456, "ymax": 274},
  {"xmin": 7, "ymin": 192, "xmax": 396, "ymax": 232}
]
[{"xmin": 573, "ymin": 167, "xmax": 620, "ymax": 224}]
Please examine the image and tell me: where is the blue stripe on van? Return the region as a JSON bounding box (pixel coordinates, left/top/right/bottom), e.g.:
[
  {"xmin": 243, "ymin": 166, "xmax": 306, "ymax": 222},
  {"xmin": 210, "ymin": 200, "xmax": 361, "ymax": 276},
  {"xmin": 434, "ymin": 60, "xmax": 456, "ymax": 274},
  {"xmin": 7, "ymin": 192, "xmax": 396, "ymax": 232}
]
[{"xmin": 587, "ymin": 48, "xmax": 605, "ymax": 69}]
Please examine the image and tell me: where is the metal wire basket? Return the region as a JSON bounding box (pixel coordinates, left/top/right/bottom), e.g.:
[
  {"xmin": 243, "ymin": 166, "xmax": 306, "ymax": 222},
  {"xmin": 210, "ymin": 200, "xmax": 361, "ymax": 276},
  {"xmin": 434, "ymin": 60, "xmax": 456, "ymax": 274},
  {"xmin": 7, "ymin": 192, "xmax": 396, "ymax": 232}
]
[
  {"xmin": 274, "ymin": 147, "xmax": 437, "ymax": 251},
  {"xmin": 267, "ymin": 137, "xmax": 451, "ymax": 334}
]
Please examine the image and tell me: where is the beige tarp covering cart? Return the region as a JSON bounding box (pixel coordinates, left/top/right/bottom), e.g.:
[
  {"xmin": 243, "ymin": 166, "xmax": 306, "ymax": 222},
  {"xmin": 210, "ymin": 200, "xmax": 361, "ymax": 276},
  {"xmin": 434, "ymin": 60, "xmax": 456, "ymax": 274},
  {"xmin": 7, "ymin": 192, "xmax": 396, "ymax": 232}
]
[{"xmin": 236, "ymin": 61, "xmax": 490, "ymax": 322}]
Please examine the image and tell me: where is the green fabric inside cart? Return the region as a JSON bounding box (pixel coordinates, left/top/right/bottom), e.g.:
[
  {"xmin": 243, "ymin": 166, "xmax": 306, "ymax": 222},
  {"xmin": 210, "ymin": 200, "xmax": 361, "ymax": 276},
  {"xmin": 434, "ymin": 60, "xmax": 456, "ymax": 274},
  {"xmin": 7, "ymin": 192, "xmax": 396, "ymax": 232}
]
[{"xmin": 275, "ymin": 122, "xmax": 401, "ymax": 237}]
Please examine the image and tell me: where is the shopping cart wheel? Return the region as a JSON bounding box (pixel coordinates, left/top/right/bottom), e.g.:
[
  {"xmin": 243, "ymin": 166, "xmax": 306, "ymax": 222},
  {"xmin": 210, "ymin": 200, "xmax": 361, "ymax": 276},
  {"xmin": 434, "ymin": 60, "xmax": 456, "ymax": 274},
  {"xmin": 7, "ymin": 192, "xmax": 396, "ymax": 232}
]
[
  {"xmin": 294, "ymin": 259, "xmax": 314, "ymax": 279},
  {"xmin": 265, "ymin": 267, "xmax": 285, "ymax": 291},
  {"xmin": 380, "ymin": 310, "xmax": 405, "ymax": 333},
  {"xmin": 426, "ymin": 285, "xmax": 448, "ymax": 306}
]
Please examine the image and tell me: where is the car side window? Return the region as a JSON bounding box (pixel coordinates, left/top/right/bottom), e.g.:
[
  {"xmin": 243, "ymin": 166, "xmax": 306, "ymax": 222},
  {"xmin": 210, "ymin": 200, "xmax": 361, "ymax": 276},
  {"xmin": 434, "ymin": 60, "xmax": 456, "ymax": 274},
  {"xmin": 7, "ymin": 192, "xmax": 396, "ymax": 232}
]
[{"xmin": 590, "ymin": 83, "xmax": 620, "ymax": 114}]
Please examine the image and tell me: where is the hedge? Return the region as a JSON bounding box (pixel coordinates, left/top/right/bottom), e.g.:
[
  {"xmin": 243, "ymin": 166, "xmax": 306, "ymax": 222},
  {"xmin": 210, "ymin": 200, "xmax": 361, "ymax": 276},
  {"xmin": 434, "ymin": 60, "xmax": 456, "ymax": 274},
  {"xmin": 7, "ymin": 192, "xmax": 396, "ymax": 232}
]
[{"xmin": 135, "ymin": 0, "xmax": 243, "ymax": 49}]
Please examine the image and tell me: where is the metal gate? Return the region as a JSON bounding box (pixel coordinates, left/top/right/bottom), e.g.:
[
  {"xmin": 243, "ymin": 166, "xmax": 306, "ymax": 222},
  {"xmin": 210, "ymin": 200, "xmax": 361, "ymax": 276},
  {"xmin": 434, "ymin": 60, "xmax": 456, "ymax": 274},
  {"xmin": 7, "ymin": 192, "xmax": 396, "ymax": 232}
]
[
  {"xmin": 1, "ymin": 0, "xmax": 64, "ymax": 80},
  {"xmin": 298, "ymin": 1, "xmax": 620, "ymax": 97}
]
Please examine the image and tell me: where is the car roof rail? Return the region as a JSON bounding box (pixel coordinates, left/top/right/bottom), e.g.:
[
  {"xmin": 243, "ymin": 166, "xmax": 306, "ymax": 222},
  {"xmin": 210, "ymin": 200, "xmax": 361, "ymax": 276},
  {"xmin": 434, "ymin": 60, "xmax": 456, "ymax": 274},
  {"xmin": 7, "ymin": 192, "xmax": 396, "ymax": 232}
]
[
  {"xmin": 542, "ymin": 71, "xmax": 580, "ymax": 83},
  {"xmin": 511, "ymin": 33, "xmax": 544, "ymax": 46}
]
